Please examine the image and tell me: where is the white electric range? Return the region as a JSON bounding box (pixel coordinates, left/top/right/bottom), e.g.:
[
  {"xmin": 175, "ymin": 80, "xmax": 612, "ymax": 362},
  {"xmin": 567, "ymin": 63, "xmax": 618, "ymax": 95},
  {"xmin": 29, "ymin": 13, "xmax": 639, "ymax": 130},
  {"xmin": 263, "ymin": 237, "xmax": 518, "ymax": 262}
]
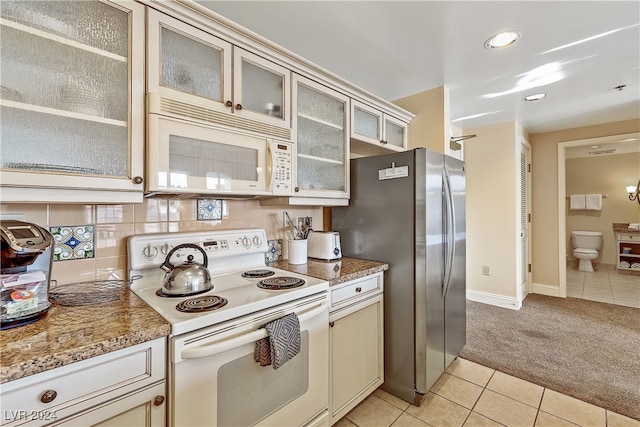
[{"xmin": 127, "ymin": 229, "xmax": 330, "ymax": 427}]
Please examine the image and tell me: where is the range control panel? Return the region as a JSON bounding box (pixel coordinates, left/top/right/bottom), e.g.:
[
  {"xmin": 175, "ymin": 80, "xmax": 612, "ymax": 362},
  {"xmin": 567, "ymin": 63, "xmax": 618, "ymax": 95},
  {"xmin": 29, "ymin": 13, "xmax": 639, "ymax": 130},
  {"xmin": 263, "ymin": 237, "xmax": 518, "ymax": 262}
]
[
  {"xmin": 128, "ymin": 229, "xmax": 269, "ymax": 271},
  {"xmin": 269, "ymin": 140, "xmax": 293, "ymax": 195}
]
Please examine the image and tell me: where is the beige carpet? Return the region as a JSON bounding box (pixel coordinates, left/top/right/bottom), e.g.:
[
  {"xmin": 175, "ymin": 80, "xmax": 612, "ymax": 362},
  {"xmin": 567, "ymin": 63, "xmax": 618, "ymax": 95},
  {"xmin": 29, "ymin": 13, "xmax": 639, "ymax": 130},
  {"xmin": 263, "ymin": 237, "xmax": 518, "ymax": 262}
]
[{"xmin": 459, "ymin": 294, "xmax": 640, "ymax": 421}]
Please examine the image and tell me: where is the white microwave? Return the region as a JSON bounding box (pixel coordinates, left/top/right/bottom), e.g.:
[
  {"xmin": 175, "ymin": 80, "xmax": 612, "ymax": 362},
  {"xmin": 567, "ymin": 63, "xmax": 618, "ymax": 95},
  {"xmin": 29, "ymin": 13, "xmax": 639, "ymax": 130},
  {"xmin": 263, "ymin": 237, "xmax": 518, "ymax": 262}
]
[{"xmin": 146, "ymin": 113, "xmax": 294, "ymax": 197}]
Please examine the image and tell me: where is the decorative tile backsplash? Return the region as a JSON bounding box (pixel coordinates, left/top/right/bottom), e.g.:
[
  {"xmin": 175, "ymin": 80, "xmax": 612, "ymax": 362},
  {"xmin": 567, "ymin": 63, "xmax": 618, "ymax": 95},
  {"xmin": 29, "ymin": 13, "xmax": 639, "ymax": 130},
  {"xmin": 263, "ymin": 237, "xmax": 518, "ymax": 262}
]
[
  {"xmin": 197, "ymin": 199, "xmax": 222, "ymax": 221},
  {"xmin": 50, "ymin": 225, "xmax": 95, "ymax": 261},
  {"xmin": 266, "ymin": 239, "xmax": 282, "ymax": 263}
]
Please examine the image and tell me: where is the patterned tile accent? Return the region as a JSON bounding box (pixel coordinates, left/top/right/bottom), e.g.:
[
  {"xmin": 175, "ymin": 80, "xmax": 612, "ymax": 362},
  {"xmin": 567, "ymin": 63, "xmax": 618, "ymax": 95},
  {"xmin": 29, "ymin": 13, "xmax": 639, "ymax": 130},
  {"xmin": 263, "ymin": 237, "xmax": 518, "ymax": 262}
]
[
  {"xmin": 197, "ymin": 199, "xmax": 222, "ymax": 221},
  {"xmin": 265, "ymin": 239, "xmax": 282, "ymax": 263},
  {"xmin": 50, "ymin": 225, "xmax": 95, "ymax": 261}
]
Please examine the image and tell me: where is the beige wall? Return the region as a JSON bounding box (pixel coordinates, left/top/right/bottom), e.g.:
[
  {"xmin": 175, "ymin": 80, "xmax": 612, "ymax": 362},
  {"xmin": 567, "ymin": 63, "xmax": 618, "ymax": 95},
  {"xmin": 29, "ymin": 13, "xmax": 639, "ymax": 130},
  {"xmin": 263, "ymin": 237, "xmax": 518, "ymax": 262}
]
[
  {"xmin": 529, "ymin": 119, "xmax": 640, "ymax": 289},
  {"xmin": 0, "ymin": 200, "xmax": 322, "ymax": 286},
  {"xmin": 394, "ymin": 86, "xmax": 446, "ymax": 152},
  {"xmin": 566, "ymin": 153, "xmax": 640, "ymax": 266},
  {"xmin": 464, "ymin": 121, "xmax": 520, "ymax": 300}
]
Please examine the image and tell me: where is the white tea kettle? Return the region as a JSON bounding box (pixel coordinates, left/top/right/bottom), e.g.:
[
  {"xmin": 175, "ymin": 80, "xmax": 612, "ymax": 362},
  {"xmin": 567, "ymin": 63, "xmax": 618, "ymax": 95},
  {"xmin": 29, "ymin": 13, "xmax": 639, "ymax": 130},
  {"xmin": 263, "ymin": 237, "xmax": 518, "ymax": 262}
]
[{"xmin": 160, "ymin": 244, "xmax": 213, "ymax": 296}]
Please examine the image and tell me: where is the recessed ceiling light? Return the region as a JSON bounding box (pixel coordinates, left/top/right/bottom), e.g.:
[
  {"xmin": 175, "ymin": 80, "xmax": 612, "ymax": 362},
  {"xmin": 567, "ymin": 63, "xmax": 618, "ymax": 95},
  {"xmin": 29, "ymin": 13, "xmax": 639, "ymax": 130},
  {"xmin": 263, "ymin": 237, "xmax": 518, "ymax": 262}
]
[
  {"xmin": 590, "ymin": 145, "xmax": 601, "ymax": 149},
  {"xmin": 523, "ymin": 93, "xmax": 546, "ymax": 101},
  {"xmin": 484, "ymin": 31, "xmax": 520, "ymax": 49}
]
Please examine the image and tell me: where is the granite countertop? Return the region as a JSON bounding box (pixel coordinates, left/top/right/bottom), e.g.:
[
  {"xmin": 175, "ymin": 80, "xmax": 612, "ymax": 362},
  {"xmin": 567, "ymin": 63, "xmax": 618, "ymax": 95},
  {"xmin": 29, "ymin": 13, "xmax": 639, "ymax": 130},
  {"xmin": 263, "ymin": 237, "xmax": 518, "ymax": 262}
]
[
  {"xmin": 270, "ymin": 256, "xmax": 388, "ymax": 286},
  {"xmin": 0, "ymin": 290, "xmax": 170, "ymax": 384},
  {"xmin": 613, "ymin": 223, "xmax": 640, "ymax": 233}
]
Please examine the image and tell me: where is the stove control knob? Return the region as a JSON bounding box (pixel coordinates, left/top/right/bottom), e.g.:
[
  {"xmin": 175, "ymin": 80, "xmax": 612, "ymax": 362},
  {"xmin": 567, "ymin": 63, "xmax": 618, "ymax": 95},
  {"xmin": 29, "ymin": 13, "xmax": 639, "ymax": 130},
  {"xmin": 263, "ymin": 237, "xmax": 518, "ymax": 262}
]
[
  {"xmin": 252, "ymin": 235, "xmax": 262, "ymax": 247},
  {"xmin": 240, "ymin": 236, "xmax": 251, "ymax": 248},
  {"xmin": 159, "ymin": 243, "xmax": 172, "ymax": 256},
  {"xmin": 142, "ymin": 244, "xmax": 158, "ymax": 259}
]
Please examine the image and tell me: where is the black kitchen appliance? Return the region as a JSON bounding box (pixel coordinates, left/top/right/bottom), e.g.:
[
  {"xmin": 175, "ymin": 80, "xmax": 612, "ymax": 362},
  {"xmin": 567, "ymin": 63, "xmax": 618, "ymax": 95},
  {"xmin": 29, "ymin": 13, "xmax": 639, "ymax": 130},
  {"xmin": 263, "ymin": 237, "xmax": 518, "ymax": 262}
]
[{"xmin": 1, "ymin": 220, "xmax": 54, "ymax": 329}]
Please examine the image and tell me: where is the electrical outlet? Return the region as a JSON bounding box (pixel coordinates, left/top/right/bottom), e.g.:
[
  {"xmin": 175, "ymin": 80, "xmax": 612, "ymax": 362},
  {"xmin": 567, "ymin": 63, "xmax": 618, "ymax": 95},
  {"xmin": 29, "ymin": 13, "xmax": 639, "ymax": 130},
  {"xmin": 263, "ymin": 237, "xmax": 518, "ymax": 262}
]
[
  {"xmin": 298, "ymin": 216, "xmax": 312, "ymax": 230},
  {"xmin": 482, "ymin": 265, "xmax": 490, "ymax": 276}
]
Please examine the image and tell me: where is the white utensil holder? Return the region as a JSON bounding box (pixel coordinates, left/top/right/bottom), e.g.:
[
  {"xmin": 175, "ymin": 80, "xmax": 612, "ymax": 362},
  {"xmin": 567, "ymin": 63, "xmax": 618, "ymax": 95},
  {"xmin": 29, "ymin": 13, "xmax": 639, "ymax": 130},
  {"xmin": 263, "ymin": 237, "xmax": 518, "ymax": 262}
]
[{"xmin": 288, "ymin": 239, "xmax": 308, "ymax": 264}]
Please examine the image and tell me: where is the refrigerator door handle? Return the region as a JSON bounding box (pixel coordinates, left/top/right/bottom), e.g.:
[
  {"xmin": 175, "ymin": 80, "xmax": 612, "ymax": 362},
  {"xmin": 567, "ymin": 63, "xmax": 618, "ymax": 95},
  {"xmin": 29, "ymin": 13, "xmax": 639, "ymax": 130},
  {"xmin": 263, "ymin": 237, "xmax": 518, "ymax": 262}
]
[{"xmin": 443, "ymin": 170, "xmax": 456, "ymax": 297}]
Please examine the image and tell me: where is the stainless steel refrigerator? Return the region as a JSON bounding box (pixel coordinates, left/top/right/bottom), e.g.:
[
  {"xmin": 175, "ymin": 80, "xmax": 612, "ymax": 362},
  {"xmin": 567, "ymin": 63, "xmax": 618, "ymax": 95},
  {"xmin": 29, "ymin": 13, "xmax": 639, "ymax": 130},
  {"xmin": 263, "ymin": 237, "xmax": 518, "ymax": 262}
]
[{"xmin": 332, "ymin": 148, "xmax": 466, "ymax": 405}]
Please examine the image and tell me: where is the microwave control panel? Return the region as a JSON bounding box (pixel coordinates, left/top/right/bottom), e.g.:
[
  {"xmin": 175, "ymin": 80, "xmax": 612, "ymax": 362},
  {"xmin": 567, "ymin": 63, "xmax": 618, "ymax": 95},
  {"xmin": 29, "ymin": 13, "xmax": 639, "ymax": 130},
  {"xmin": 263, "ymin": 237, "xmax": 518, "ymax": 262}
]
[{"xmin": 269, "ymin": 140, "xmax": 294, "ymax": 195}]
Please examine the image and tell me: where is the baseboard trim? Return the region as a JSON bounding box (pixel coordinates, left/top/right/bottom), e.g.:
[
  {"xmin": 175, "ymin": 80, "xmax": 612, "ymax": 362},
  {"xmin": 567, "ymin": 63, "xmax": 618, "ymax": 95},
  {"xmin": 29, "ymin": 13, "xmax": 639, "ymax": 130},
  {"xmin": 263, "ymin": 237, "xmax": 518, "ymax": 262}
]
[
  {"xmin": 467, "ymin": 290, "xmax": 522, "ymax": 310},
  {"xmin": 531, "ymin": 282, "xmax": 561, "ymax": 297}
]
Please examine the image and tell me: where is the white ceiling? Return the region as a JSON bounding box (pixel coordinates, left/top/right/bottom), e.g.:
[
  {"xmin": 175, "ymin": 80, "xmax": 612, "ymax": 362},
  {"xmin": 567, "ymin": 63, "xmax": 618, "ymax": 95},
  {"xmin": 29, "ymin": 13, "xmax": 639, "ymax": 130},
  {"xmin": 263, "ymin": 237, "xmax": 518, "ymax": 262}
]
[{"xmin": 195, "ymin": 1, "xmax": 639, "ymax": 134}]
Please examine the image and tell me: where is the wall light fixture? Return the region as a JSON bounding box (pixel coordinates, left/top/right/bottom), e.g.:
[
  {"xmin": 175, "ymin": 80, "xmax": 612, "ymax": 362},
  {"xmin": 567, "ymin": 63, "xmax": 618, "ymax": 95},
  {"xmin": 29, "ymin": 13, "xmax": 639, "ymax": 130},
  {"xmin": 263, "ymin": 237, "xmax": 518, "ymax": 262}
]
[{"xmin": 627, "ymin": 179, "xmax": 640, "ymax": 204}]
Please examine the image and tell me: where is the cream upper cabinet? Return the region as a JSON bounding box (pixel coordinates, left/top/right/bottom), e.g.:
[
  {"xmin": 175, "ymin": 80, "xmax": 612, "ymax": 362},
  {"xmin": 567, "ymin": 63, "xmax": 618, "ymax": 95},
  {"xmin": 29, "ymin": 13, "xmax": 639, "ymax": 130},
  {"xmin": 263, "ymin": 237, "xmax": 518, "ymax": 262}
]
[
  {"xmin": 0, "ymin": 0, "xmax": 145, "ymax": 203},
  {"xmin": 351, "ymin": 100, "xmax": 408, "ymax": 154},
  {"xmin": 292, "ymin": 74, "xmax": 350, "ymax": 200},
  {"xmin": 147, "ymin": 9, "xmax": 291, "ymax": 139}
]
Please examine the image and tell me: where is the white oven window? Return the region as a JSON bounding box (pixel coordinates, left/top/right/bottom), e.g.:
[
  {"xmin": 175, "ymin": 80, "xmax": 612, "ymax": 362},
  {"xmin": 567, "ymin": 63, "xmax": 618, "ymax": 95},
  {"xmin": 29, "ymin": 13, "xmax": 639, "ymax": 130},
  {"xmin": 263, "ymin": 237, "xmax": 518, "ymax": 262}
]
[
  {"xmin": 217, "ymin": 331, "xmax": 309, "ymax": 426},
  {"xmin": 168, "ymin": 135, "xmax": 258, "ymax": 186}
]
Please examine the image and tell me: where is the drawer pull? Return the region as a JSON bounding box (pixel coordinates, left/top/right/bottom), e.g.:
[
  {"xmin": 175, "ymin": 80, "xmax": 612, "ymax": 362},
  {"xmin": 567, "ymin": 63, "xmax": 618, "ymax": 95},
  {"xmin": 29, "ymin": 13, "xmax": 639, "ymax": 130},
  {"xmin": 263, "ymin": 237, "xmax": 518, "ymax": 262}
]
[
  {"xmin": 40, "ymin": 390, "xmax": 57, "ymax": 403},
  {"xmin": 154, "ymin": 395, "xmax": 165, "ymax": 406},
  {"xmin": 355, "ymin": 287, "xmax": 362, "ymax": 293}
]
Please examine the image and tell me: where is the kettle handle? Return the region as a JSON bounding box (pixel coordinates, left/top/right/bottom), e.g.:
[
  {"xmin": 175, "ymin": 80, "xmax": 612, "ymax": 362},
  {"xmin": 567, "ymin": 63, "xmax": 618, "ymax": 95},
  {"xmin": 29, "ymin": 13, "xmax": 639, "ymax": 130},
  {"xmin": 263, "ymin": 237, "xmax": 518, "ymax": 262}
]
[{"xmin": 161, "ymin": 243, "xmax": 208, "ymax": 271}]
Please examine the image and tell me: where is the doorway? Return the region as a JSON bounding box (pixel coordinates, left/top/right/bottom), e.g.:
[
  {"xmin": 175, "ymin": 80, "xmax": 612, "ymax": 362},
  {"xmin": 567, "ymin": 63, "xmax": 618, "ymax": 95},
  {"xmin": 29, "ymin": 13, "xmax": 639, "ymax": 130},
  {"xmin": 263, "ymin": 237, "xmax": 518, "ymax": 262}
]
[{"xmin": 558, "ymin": 132, "xmax": 640, "ymax": 307}]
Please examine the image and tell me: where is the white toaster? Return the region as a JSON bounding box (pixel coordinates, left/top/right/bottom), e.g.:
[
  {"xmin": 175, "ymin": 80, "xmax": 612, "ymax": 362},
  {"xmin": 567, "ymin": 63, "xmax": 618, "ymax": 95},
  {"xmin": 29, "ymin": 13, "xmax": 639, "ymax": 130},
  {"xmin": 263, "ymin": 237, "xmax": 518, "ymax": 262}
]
[{"xmin": 307, "ymin": 231, "xmax": 342, "ymax": 261}]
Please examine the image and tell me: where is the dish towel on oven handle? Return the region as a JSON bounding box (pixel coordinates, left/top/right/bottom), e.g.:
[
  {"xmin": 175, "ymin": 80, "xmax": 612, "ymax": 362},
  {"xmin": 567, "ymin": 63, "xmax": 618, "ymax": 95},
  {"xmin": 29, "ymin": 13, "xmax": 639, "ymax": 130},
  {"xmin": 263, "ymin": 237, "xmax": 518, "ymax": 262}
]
[{"xmin": 254, "ymin": 313, "xmax": 301, "ymax": 369}]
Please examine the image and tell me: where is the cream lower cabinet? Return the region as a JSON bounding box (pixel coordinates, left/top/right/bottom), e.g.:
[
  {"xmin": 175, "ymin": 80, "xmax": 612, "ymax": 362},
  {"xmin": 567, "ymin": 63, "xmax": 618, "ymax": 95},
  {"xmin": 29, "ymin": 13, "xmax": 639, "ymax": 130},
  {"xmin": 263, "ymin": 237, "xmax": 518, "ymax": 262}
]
[
  {"xmin": 329, "ymin": 273, "xmax": 384, "ymax": 425},
  {"xmin": 0, "ymin": 339, "xmax": 166, "ymax": 427}
]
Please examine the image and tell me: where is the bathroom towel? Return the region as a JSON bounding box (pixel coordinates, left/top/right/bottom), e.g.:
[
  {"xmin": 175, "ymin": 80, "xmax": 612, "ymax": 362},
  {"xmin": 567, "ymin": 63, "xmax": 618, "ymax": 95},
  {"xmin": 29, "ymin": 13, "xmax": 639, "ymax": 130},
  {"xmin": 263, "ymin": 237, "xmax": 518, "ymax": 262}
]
[
  {"xmin": 585, "ymin": 194, "xmax": 602, "ymax": 210},
  {"xmin": 254, "ymin": 313, "xmax": 301, "ymax": 369},
  {"xmin": 569, "ymin": 194, "xmax": 586, "ymax": 210}
]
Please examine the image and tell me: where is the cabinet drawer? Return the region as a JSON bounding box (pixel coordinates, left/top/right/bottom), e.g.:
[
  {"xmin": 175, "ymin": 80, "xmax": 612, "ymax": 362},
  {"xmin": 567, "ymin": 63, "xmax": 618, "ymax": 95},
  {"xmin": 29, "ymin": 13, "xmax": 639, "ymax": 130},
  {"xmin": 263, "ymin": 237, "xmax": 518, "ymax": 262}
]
[
  {"xmin": 0, "ymin": 339, "xmax": 166, "ymax": 426},
  {"xmin": 331, "ymin": 274, "xmax": 382, "ymax": 309},
  {"xmin": 618, "ymin": 233, "xmax": 640, "ymax": 241}
]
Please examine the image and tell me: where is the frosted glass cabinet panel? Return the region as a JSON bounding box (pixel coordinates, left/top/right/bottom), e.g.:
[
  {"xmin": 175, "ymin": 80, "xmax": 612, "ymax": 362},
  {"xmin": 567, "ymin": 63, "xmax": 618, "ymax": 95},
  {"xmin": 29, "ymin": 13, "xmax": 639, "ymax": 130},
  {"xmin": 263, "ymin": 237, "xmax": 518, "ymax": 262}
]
[
  {"xmin": 148, "ymin": 9, "xmax": 232, "ymax": 108},
  {"xmin": 351, "ymin": 100, "xmax": 407, "ymax": 153},
  {"xmin": 233, "ymin": 48, "xmax": 291, "ymax": 128},
  {"xmin": 0, "ymin": 0, "xmax": 145, "ymax": 203},
  {"xmin": 292, "ymin": 75, "xmax": 349, "ymax": 199}
]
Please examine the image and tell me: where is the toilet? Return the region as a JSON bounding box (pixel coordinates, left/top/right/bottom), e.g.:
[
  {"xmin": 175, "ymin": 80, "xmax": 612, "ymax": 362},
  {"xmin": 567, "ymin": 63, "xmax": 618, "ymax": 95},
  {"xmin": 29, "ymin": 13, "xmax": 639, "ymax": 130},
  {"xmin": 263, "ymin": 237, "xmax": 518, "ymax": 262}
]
[{"xmin": 571, "ymin": 231, "xmax": 602, "ymax": 272}]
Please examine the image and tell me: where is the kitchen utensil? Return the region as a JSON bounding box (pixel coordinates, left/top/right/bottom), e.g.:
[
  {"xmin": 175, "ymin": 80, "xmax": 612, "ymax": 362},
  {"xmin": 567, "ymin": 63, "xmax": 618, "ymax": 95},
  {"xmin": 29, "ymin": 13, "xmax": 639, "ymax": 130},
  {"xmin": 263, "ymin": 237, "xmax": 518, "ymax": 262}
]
[{"xmin": 160, "ymin": 244, "xmax": 212, "ymax": 296}]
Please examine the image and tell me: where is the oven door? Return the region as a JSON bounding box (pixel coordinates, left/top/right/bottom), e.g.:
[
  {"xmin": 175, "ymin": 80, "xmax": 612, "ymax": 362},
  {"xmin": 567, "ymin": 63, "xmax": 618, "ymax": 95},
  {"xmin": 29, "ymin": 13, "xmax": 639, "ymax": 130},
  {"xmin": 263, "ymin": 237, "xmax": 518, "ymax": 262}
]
[
  {"xmin": 171, "ymin": 294, "xmax": 329, "ymax": 427},
  {"xmin": 147, "ymin": 113, "xmax": 294, "ymax": 197}
]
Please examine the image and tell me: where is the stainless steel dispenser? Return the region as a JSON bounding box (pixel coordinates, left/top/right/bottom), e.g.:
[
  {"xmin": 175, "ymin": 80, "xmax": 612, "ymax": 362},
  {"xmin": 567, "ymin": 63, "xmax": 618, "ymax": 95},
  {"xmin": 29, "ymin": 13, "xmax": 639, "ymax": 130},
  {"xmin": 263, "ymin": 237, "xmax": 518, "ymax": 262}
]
[{"xmin": 1, "ymin": 220, "xmax": 54, "ymax": 329}]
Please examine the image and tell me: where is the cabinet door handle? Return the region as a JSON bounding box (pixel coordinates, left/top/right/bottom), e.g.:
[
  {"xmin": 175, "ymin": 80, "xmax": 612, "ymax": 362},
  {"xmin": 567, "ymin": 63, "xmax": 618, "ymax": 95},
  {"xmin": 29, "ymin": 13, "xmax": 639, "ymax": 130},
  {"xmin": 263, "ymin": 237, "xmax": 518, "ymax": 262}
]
[
  {"xmin": 132, "ymin": 176, "xmax": 143, "ymax": 184},
  {"xmin": 225, "ymin": 100, "xmax": 233, "ymax": 108},
  {"xmin": 40, "ymin": 390, "xmax": 57, "ymax": 403},
  {"xmin": 329, "ymin": 321, "xmax": 334, "ymax": 328},
  {"xmin": 154, "ymin": 395, "xmax": 165, "ymax": 406},
  {"xmin": 294, "ymin": 187, "xmax": 300, "ymax": 193},
  {"xmin": 235, "ymin": 103, "xmax": 243, "ymax": 111},
  {"xmin": 355, "ymin": 287, "xmax": 362, "ymax": 293}
]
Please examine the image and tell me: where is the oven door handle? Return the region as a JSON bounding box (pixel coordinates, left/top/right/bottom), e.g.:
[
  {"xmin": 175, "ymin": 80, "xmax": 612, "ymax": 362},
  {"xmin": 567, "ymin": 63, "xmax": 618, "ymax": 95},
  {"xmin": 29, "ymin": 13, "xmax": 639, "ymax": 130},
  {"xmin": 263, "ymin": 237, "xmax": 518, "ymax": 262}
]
[{"xmin": 181, "ymin": 301, "xmax": 328, "ymax": 360}]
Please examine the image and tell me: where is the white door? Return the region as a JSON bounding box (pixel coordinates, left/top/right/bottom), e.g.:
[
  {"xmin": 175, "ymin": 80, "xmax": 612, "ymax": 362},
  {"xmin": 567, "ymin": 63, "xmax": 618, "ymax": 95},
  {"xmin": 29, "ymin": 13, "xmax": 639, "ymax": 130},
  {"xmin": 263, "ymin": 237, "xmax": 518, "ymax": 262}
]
[{"xmin": 520, "ymin": 139, "xmax": 532, "ymax": 298}]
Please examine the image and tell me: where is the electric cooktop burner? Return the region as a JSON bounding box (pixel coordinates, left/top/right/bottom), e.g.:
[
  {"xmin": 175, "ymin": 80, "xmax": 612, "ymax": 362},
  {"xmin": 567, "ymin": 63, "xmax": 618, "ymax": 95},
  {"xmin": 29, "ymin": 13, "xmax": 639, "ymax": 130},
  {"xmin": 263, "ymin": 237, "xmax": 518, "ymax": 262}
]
[
  {"xmin": 257, "ymin": 276, "xmax": 305, "ymax": 290},
  {"xmin": 156, "ymin": 288, "xmax": 211, "ymax": 298},
  {"xmin": 241, "ymin": 269, "xmax": 276, "ymax": 278},
  {"xmin": 176, "ymin": 295, "xmax": 228, "ymax": 313}
]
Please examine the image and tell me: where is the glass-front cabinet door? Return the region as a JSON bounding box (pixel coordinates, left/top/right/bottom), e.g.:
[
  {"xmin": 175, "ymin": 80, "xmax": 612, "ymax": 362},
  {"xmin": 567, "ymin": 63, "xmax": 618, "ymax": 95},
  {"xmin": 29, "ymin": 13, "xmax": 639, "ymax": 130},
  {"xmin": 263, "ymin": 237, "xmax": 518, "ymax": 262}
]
[
  {"xmin": 293, "ymin": 74, "xmax": 349, "ymax": 199},
  {"xmin": 383, "ymin": 114, "xmax": 408, "ymax": 150},
  {"xmin": 233, "ymin": 48, "xmax": 291, "ymax": 129},
  {"xmin": 0, "ymin": 0, "xmax": 144, "ymax": 203},
  {"xmin": 147, "ymin": 9, "xmax": 232, "ymax": 112}
]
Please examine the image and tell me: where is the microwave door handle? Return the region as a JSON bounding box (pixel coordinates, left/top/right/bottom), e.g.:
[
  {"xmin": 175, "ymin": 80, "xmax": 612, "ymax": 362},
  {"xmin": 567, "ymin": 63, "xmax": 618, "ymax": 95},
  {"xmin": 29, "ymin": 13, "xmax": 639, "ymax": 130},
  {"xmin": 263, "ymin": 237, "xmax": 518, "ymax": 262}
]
[
  {"xmin": 181, "ymin": 301, "xmax": 328, "ymax": 360},
  {"xmin": 266, "ymin": 139, "xmax": 275, "ymax": 192}
]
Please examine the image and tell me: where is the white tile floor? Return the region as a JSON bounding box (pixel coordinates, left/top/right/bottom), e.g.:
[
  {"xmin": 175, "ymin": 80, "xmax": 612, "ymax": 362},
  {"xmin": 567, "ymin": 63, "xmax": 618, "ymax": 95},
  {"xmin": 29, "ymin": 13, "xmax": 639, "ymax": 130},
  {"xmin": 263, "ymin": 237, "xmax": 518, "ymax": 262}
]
[
  {"xmin": 566, "ymin": 263, "xmax": 640, "ymax": 308},
  {"xmin": 335, "ymin": 358, "xmax": 640, "ymax": 427}
]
